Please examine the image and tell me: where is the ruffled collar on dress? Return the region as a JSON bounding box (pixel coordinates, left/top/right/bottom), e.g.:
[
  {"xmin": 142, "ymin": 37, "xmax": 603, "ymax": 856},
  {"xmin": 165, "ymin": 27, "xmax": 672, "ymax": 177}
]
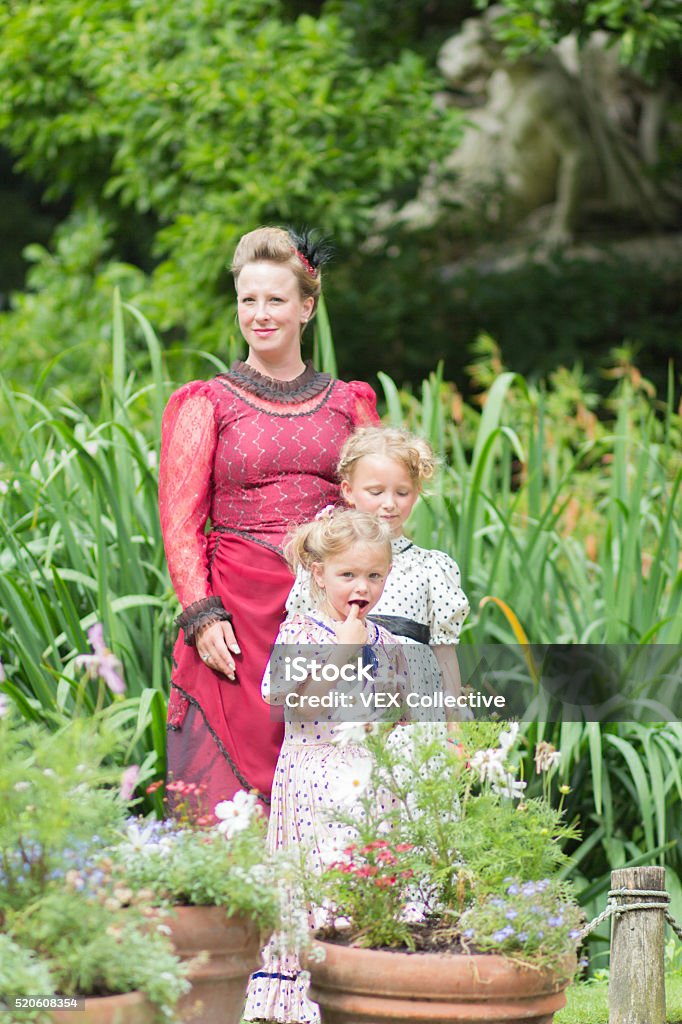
[{"xmin": 220, "ymin": 360, "xmax": 332, "ymax": 403}]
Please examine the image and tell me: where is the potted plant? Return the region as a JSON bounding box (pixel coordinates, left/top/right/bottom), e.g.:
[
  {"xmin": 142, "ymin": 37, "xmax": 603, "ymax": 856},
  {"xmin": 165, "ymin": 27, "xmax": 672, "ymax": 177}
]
[
  {"xmin": 103, "ymin": 782, "xmax": 279, "ymax": 1024},
  {"xmin": 0, "ymin": 706, "xmax": 190, "ymax": 1024},
  {"xmin": 299, "ymin": 721, "xmax": 583, "ymax": 1024}
]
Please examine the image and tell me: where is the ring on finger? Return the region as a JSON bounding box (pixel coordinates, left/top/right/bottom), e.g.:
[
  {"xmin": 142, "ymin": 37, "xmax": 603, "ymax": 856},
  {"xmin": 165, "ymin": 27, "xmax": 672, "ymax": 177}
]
[{"xmin": 201, "ymin": 652, "xmax": 211, "ymax": 663}]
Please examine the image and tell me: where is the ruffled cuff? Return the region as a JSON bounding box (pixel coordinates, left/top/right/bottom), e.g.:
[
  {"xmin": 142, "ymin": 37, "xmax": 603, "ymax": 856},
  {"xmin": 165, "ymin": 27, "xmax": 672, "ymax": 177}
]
[{"xmin": 175, "ymin": 596, "xmax": 233, "ymax": 646}]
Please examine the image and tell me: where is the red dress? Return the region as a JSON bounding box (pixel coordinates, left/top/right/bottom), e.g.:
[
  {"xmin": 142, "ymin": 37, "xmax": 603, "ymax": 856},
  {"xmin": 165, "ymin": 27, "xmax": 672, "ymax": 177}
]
[{"xmin": 159, "ymin": 361, "xmax": 378, "ymax": 812}]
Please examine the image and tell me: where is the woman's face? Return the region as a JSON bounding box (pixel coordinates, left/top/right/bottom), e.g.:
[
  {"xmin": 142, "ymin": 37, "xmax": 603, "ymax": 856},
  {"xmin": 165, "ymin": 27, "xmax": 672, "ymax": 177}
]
[{"xmin": 236, "ymin": 262, "xmax": 314, "ymax": 370}]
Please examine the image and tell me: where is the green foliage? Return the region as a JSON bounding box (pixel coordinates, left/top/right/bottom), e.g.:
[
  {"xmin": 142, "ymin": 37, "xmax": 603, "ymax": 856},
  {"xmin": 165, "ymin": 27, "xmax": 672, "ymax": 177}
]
[
  {"xmin": 0, "ymin": 207, "xmax": 146, "ymax": 403},
  {"xmin": 0, "ymin": 294, "xmax": 172, "ymax": 780},
  {"xmin": 113, "ymin": 817, "xmax": 279, "ymax": 930},
  {"xmin": 0, "ymin": 708, "xmax": 190, "ymax": 1015},
  {"xmin": 0, "ymin": 934, "xmax": 56, "ymax": 1021},
  {"xmin": 7, "ymin": 888, "xmax": 190, "ymax": 1011},
  {"xmin": 307, "ymin": 722, "xmax": 581, "ymax": 973},
  {"xmin": 0, "ymin": 0, "xmax": 461, "ymax": 361},
  {"xmin": 0, "ymin": 713, "xmax": 125, "ymax": 911},
  {"xmin": 475, "ymin": 0, "xmax": 682, "ymax": 81},
  {"xmin": 556, "ymin": 975, "xmax": 682, "ymax": 1024},
  {"xmin": 326, "ymin": 244, "xmax": 682, "ymax": 390}
]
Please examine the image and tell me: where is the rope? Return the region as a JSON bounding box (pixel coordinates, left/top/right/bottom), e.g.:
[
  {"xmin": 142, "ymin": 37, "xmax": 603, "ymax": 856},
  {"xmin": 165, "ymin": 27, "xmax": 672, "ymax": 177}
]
[{"xmin": 579, "ymin": 887, "xmax": 682, "ymax": 942}]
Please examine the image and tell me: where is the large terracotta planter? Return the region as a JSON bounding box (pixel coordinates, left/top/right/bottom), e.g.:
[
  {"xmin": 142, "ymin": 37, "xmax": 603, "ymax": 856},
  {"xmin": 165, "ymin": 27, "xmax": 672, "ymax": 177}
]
[
  {"xmin": 304, "ymin": 939, "xmax": 574, "ymax": 1024},
  {"xmin": 51, "ymin": 991, "xmax": 155, "ymax": 1024},
  {"xmin": 166, "ymin": 904, "xmax": 262, "ymax": 1024}
]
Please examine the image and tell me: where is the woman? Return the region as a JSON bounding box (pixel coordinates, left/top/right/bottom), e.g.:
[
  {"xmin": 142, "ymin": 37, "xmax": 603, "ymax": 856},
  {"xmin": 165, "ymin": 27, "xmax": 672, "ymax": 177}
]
[{"xmin": 159, "ymin": 226, "xmax": 378, "ymax": 814}]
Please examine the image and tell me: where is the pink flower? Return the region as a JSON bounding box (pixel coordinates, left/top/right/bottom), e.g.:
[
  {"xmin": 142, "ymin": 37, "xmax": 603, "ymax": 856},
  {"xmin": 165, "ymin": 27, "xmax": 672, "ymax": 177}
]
[
  {"xmin": 120, "ymin": 765, "xmax": 140, "ymax": 801},
  {"xmin": 0, "ymin": 692, "xmax": 8, "ymax": 718},
  {"xmin": 75, "ymin": 623, "xmax": 126, "ymax": 694}
]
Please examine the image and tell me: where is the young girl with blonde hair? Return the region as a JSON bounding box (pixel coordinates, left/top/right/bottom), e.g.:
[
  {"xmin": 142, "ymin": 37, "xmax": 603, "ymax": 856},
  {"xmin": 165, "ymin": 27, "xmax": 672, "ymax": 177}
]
[
  {"xmin": 287, "ymin": 426, "xmax": 469, "ymax": 720},
  {"xmin": 244, "ymin": 508, "xmax": 405, "ymax": 1024}
]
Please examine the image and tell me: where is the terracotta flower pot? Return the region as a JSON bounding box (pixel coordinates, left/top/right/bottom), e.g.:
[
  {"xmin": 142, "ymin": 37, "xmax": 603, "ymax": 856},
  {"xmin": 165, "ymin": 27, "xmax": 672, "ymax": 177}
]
[
  {"xmin": 166, "ymin": 904, "xmax": 262, "ymax": 1024},
  {"xmin": 304, "ymin": 940, "xmax": 574, "ymax": 1024},
  {"xmin": 51, "ymin": 990, "xmax": 155, "ymax": 1024}
]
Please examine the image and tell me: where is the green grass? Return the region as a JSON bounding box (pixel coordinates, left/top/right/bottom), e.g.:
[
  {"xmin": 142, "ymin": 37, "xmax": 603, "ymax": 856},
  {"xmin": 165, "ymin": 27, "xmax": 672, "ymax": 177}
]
[{"xmin": 556, "ymin": 975, "xmax": 682, "ymax": 1024}]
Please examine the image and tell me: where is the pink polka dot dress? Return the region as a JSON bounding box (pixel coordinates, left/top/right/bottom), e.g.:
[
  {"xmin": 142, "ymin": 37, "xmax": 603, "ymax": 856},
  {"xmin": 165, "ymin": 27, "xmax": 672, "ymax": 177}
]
[{"xmin": 242, "ymin": 612, "xmax": 405, "ymax": 1023}]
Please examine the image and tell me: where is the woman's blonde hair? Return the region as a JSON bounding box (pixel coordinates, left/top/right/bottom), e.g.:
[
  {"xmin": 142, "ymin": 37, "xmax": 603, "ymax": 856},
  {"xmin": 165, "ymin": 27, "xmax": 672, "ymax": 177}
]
[
  {"xmin": 285, "ymin": 508, "xmax": 392, "ymax": 605},
  {"xmin": 337, "ymin": 426, "xmax": 436, "ymax": 487},
  {"xmin": 231, "ymin": 226, "xmax": 323, "ymax": 311}
]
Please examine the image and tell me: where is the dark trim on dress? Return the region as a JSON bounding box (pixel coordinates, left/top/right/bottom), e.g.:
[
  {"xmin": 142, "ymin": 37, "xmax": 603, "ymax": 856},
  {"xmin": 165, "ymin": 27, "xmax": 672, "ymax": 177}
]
[
  {"xmin": 167, "ymin": 682, "xmax": 271, "ymax": 805},
  {"xmin": 367, "ymin": 614, "xmax": 430, "ymax": 645},
  {"xmin": 220, "ymin": 359, "xmax": 332, "ymax": 402},
  {"xmin": 213, "ymin": 524, "xmax": 286, "ymax": 557},
  {"xmin": 251, "ymin": 971, "xmax": 300, "ymax": 981},
  {"xmin": 215, "ymin": 374, "xmax": 337, "ymax": 418}
]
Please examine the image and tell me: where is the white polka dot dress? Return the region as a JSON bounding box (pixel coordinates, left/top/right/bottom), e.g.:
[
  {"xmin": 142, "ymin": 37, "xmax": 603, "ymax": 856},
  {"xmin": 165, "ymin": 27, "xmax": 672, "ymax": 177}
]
[{"xmin": 242, "ymin": 613, "xmax": 404, "ymax": 1024}]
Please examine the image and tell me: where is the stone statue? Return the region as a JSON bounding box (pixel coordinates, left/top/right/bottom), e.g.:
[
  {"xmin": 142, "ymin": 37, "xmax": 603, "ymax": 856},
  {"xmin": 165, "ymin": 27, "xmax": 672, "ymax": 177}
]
[{"xmin": 397, "ymin": 8, "xmax": 681, "ymax": 245}]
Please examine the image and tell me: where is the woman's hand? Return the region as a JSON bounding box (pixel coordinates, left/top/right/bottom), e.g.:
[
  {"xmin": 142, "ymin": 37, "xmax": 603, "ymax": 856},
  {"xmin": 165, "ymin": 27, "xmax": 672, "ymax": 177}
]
[
  {"xmin": 196, "ymin": 620, "xmax": 241, "ymax": 680},
  {"xmin": 334, "ymin": 604, "xmax": 368, "ymax": 647}
]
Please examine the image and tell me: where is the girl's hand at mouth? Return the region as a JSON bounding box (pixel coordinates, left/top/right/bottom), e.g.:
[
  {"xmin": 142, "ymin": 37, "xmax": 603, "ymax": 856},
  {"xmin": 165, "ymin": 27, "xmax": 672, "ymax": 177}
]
[{"xmin": 335, "ymin": 603, "xmax": 369, "ymax": 646}]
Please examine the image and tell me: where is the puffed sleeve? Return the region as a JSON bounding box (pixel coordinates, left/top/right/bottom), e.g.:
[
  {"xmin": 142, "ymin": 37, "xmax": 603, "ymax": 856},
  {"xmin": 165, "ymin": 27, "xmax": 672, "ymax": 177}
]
[
  {"xmin": 159, "ymin": 381, "xmax": 228, "ymax": 641},
  {"xmin": 347, "ymin": 381, "xmax": 380, "ymax": 426},
  {"xmin": 426, "ymin": 550, "xmax": 470, "ymax": 644},
  {"xmin": 262, "ymin": 616, "xmax": 332, "ymax": 705},
  {"xmin": 285, "ymin": 566, "xmax": 315, "ymax": 617}
]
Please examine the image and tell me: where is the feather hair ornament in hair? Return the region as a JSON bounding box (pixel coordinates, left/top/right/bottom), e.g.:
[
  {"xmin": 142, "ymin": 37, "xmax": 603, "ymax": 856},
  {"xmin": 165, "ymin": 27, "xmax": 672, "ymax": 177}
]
[{"xmin": 287, "ymin": 227, "xmax": 334, "ymax": 278}]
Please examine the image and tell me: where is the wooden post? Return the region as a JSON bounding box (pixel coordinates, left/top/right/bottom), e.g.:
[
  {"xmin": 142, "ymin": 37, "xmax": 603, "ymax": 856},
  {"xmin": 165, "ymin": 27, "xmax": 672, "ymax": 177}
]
[{"xmin": 608, "ymin": 866, "xmax": 666, "ymax": 1024}]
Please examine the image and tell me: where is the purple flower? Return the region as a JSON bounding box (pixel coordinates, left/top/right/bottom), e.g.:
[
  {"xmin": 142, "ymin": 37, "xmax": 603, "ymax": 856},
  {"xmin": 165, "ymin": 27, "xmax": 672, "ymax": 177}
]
[
  {"xmin": 548, "ymin": 915, "xmax": 564, "ymax": 927},
  {"xmin": 518, "ymin": 932, "xmax": 528, "ymax": 942},
  {"xmin": 520, "ymin": 881, "xmax": 537, "ymax": 896},
  {"xmin": 505, "ymin": 909, "xmax": 518, "ymax": 920},
  {"xmin": 463, "ymin": 929, "xmax": 475, "ymax": 939},
  {"xmin": 536, "ymin": 879, "xmax": 550, "ymax": 891},
  {"xmin": 506, "ymin": 883, "xmax": 520, "ymax": 895},
  {"xmin": 536, "ymin": 930, "xmax": 544, "ymax": 939},
  {"xmin": 490, "ymin": 897, "xmax": 506, "ymax": 908},
  {"xmin": 568, "ymin": 929, "xmax": 581, "ymax": 940},
  {"xmin": 75, "ymin": 623, "xmax": 125, "ymax": 695},
  {"xmin": 492, "ymin": 925, "xmax": 515, "ymax": 942}
]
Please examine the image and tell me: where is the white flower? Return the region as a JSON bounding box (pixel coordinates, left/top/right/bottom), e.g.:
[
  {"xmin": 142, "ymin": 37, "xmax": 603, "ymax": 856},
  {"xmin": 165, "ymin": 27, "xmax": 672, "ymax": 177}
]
[
  {"xmin": 498, "ymin": 722, "xmax": 520, "ymax": 756},
  {"xmin": 332, "ymin": 722, "xmax": 377, "ymax": 747},
  {"xmin": 14, "ymin": 781, "xmax": 30, "ymax": 792},
  {"xmin": 492, "ymin": 773, "xmax": 527, "ymax": 800},
  {"xmin": 534, "ymin": 741, "xmax": 562, "ymax": 774},
  {"xmin": 469, "ymin": 746, "xmax": 506, "ymax": 784},
  {"xmin": 119, "ymin": 820, "xmax": 167, "ymax": 858},
  {"xmin": 329, "ymin": 757, "xmax": 372, "ymax": 806},
  {"xmin": 0, "ymin": 481, "xmax": 8, "ymax": 495},
  {"xmin": 214, "ymin": 789, "xmax": 258, "ymax": 838}
]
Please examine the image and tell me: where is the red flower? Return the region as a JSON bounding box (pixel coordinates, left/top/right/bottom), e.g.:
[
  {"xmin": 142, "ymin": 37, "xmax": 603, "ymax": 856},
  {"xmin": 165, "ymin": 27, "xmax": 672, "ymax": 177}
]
[
  {"xmin": 395, "ymin": 843, "xmax": 413, "ymax": 853},
  {"xmin": 375, "ymin": 876, "xmax": 397, "ymax": 889},
  {"xmin": 361, "ymin": 840, "xmax": 389, "ymax": 853},
  {"xmin": 145, "ymin": 780, "xmax": 164, "ymax": 795}
]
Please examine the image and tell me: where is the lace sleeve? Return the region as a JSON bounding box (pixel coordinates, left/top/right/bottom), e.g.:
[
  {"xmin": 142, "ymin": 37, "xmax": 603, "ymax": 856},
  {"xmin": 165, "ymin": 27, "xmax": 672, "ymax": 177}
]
[
  {"xmin": 159, "ymin": 381, "xmax": 219, "ymax": 617},
  {"xmin": 348, "ymin": 380, "xmax": 380, "ymax": 426}
]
